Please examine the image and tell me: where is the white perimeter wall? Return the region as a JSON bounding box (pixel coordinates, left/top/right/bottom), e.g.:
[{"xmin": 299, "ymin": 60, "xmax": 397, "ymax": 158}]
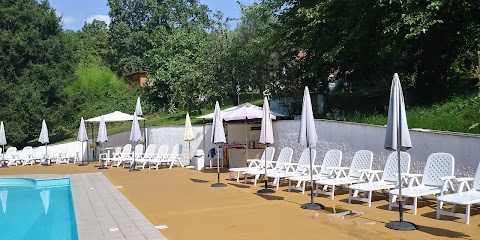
[{"xmin": 147, "ymin": 120, "xmax": 480, "ymax": 177}]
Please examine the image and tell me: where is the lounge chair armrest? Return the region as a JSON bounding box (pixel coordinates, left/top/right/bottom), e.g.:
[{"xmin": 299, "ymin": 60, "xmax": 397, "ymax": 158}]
[
  {"xmin": 406, "ymin": 173, "xmax": 422, "ymax": 178},
  {"xmin": 456, "ymin": 177, "xmax": 475, "ymax": 192},
  {"xmin": 456, "ymin": 177, "xmax": 474, "ymax": 182},
  {"xmin": 405, "ymin": 173, "xmax": 422, "ymax": 187},
  {"xmin": 368, "ymin": 170, "xmax": 384, "ymax": 174},
  {"xmin": 440, "ymin": 176, "xmax": 456, "ymax": 193},
  {"xmin": 440, "ymin": 176, "xmax": 456, "ymax": 181}
]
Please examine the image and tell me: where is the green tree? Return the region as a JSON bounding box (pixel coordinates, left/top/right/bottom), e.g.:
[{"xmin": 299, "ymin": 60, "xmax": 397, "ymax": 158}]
[{"xmin": 0, "ymin": 0, "xmax": 78, "ymax": 145}]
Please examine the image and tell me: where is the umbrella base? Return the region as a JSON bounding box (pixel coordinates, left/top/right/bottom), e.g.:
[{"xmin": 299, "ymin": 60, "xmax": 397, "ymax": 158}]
[
  {"xmin": 78, "ymin": 163, "xmax": 88, "ymax": 166},
  {"xmin": 257, "ymin": 188, "xmax": 275, "ymax": 194},
  {"xmin": 129, "ymin": 168, "xmax": 140, "ymax": 172},
  {"xmin": 385, "ymin": 221, "xmax": 417, "ymax": 231},
  {"xmin": 211, "ymin": 183, "xmax": 227, "ymax": 188},
  {"xmin": 98, "ymin": 166, "xmax": 109, "ymax": 170},
  {"xmin": 301, "ymin": 203, "xmax": 325, "ymax": 210},
  {"xmin": 0, "ymin": 165, "xmax": 9, "ymax": 168},
  {"xmin": 41, "ymin": 163, "xmax": 52, "ymax": 167}
]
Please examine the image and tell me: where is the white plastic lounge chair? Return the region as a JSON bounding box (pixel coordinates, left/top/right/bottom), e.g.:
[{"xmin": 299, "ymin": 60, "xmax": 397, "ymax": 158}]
[
  {"xmin": 55, "ymin": 146, "xmax": 70, "ymax": 164},
  {"xmin": 243, "ymin": 147, "xmax": 293, "ymax": 186},
  {"xmin": 436, "ymin": 162, "xmax": 480, "ymax": 224},
  {"xmin": 4, "ymin": 147, "xmax": 18, "ymax": 166},
  {"xmin": 148, "ymin": 144, "xmax": 169, "ymax": 170},
  {"xmin": 228, "ymin": 147, "xmax": 275, "ymax": 182},
  {"xmin": 266, "ymin": 148, "xmax": 314, "ymax": 190},
  {"xmin": 47, "ymin": 146, "xmax": 63, "ymax": 164},
  {"xmin": 149, "ymin": 144, "xmax": 183, "ymax": 169},
  {"xmin": 388, "ymin": 152, "xmax": 455, "ymax": 215},
  {"xmin": 64, "ymin": 143, "xmax": 80, "ymax": 163},
  {"xmin": 288, "ymin": 149, "xmax": 342, "ymax": 194},
  {"xmin": 31, "ymin": 146, "xmax": 47, "ymax": 164},
  {"xmin": 315, "ymin": 150, "xmax": 374, "ymax": 200},
  {"xmin": 348, "ymin": 151, "xmax": 411, "ymax": 207},
  {"xmin": 106, "ymin": 144, "xmax": 132, "ymax": 167},
  {"xmin": 122, "ymin": 144, "xmax": 144, "ymax": 168},
  {"xmin": 135, "ymin": 144, "xmax": 156, "ymax": 169},
  {"xmin": 20, "ymin": 146, "xmax": 35, "ymax": 166}
]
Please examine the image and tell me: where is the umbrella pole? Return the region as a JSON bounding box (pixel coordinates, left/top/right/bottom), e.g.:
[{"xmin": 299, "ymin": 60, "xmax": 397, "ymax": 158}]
[
  {"xmin": 301, "ymin": 147, "xmax": 324, "ymax": 210},
  {"xmin": 42, "ymin": 143, "xmax": 51, "ymax": 166},
  {"xmin": 257, "ymin": 144, "xmax": 275, "ymax": 194},
  {"xmin": 98, "ymin": 142, "xmax": 108, "ymax": 170},
  {"xmin": 211, "ymin": 145, "xmax": 226, "ymax": 187},
  {"xmin": 78, "ymin": 141, "xmax": 88, "ymax": 166},
  {"xmin": 1, "ymin": 145, "xmax": 6, "ymax": 168},
  {"xmin": 130, "ymin": 142, "xmax": 140, "ymax": 172}
]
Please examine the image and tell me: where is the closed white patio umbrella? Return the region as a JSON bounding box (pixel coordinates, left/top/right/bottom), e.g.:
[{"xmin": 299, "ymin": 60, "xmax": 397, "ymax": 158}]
[
  {"xmin": 211, "ymin": 101, "xmax": 227, "ymax": 187},
  {"xmin": 184, "ymin": 113, "xmax": 194, "ymax": 165},
  {"xmin": 77, "ymin": 117, "xmax": 89, "ymax": 166},
  {"xmin": 97, "ymin": 116, "xmax": 108, "ymax": 169},
  {"xmin": 0, "ymin": 121, "xmax": 7, "ymax": 167},
  {"xmin": 298, "ymin": 86, "xmax": 324, "ymax": 210},
  {"xmin": 129, "ymin": 113, "xmax": 142, "ymax": 171},
  {"xmin": 257, "ymin": 97, "xmax": 275, "ymax": 194},
  {"xmin": 384, "ymin": 73, "xmax": 416, "ymax": 230},
  {"xmin": 39, "ymin": 119, "xmax": 50, "ymax": 166}
]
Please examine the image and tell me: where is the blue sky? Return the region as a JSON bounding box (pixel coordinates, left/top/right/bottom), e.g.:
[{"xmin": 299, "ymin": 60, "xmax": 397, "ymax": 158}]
[{"xmin": 49, "ymin": 0, "xmax": 256, "ymax": 31}]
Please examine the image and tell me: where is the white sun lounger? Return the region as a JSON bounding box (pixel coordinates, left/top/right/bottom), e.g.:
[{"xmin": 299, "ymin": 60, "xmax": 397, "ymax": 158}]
[
  {"xmin": 288, "ymin": 149, "xmax": 342, "ymax": 194},
  {"xmin": 436, "ymin": 162, "xmax": 480, "ymax": 224},
  {"xmin": 348, "ymin": 151, "xmax": 411, "ymax": 207},
  {"xmin": 315, "ymin": 150, "xmax": 373, "ymax": 200},
  {"xmin": 106, "ymin": 144, "xmax": 132, "ymax": 167},
  {"xmin": 122, "ymin": 144, "xmax": 144, "ymax": 168},
  {"xmin": 228, "ymin": 147, "xmax": 275, "ymax": 182},
  {"xmin": 266, "ymin": 148, "xmax": 314, "ymax": 190},
  {"xmin": 243, "ymin": 147, "xmax": 293, "ymax": 186},
  {"xmin": 3, "ymin": 147, "xmax": 18, "ymax": 166},
  {"xmin": 148, "ymin": 144, "xmax": 169, "ymax": 170},
  {"xmin": 389, "ymin": 152, "xmax": 455, "ymax": 215},
  {"xmin": 135, "ymin": 144, "xmax": 156, "ymax": 169},
  {"xmin": 19, "ymin": 146, "xmax": 35, "ymax": 166}
]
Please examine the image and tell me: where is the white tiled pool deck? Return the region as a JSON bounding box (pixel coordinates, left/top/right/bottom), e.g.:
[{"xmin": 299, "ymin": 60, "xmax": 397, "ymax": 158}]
[{"xmin": 1, "ymin": 172, "xmax": 167, "ymax": 240}]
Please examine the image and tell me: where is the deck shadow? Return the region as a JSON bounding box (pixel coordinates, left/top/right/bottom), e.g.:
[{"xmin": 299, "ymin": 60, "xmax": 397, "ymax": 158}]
[
  {"xmin": 417, "ymin": 225, "xmax": 470, "ymax": 238},
  {"xmin": 190, "ymin": 178, "xmax": 209, "ymax": 183},
  {"xmin": 254, "ymin": 193, "xmax": 284, "ymax": 201},
  {"xmin": 229, "ymin": 183, "xmax": 251, "ymax": 189}
]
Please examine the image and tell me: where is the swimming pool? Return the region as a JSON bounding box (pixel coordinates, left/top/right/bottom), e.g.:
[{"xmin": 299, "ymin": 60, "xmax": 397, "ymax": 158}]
[{"xmin": 0, "ymin": 178, "xmax": 79, "ymax": 240}]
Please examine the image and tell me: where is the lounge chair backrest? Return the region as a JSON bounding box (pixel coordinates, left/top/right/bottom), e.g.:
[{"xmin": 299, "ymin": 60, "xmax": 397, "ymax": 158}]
[
  {"xmin": 422, "ymin": 152, "xmax": 454, "ymax": 187},
  {"xmin": 274, "ymin": 147, "xmax": 293, "ymax": 169},
  {"xmin": 296, "ymin": 148, "xmax": 316, "ymax": 172},
  {"xmin": 171, "ymin": 144, "xmax": 183, "ymax": 155},
  {"xmin": 121, "ymin": 144, "xmax": 132, "ymax": 156},
  {"xmin": 133, "ymin": 144, "xmax": 144, "ymax": 156},
  {"xmin": 348, "ymin": 150, "xmax": 373, "ymax": 178},
  {"xmin": 261, "ymin": 147, "xmax": 275, "ymax": 162},
  {"xmin": 143, "ymin": 144, "xmax": 156, "ymax": 157},
  {"xmin": 20, "ymin": 146, "xmax": 33, "ymax": 158},
  {"xmin": 156, "ymin": 144, "xmax": 169, "ymax": 155},
  {"xmin": 473, "ymin": 163, "xmax": 480, "ymax": 191},
  {"xmin": 383, "ymin": 151, "xmax": 411, "ymax": 182},
  {"xmin": 319, "ymin": 149, "xmax": 342, "ymax": 175},
  {"xmin": 34, "ymin": 146, "xmax": 46, "ymax": 158},
  {"xmin": 5, "ymin": 147, "xmax": 17, "ymax": 158}
]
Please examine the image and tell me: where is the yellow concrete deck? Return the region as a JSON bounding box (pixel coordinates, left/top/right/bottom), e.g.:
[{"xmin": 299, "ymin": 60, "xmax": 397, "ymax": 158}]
[{"xmin": 1, "ymin": 164, "xmax": 479, "ymax": 240}]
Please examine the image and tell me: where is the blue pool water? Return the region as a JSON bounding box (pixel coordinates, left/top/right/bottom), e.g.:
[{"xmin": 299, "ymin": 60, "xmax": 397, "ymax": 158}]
[{"xmin": 0, "ymin": 178, "xmax": 78, "ymax": 240}]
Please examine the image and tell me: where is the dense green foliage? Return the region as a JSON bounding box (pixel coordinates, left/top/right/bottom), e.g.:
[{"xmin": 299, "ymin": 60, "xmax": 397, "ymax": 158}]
[
  {"xmin": 0, "ymin": 0, "xmax": 479, "ymax": 146},
  {"xmin": 0, "ymin": 0, "xmax": 77, "ymax": 145}
]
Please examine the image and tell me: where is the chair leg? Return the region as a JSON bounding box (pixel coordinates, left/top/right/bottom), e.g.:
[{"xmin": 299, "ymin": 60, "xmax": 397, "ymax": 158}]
[
  {"xmin": 302, "ymin": 181, "xmax": 306, "ymax": 195},
  {"xmin": 436, "ymin": 201, "xmax": 441, "ymax": 219},
  {"xmin": 330, "ymin": 185, "xmax": 335, "ymax": 200},
  {"xmin": 236, "ymin": 172, "xmax": 240, "ymax": 182},
  {"xmin": 466, "ymin": 204, "xmax": 471, "ymax": 224},
  {"xmin": 348, "ymin": 189, "xmax": 352, "ymax": 204},
  {"xmin": 368, "ymin": 191, "xmax": 372, "ymax": 207},
  {"xmin": 388, "ymin": 194, "xmax": 393, "ymax": 210},
  {"xmin": 413, "ymin": 197, "xmax": 418, "ymax": 215}
]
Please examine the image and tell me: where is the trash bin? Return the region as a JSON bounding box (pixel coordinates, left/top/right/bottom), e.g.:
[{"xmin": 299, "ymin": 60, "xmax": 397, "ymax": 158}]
[{"xmin": 193, "ymin": 149, "xmax": 205, "ymax": 171}]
